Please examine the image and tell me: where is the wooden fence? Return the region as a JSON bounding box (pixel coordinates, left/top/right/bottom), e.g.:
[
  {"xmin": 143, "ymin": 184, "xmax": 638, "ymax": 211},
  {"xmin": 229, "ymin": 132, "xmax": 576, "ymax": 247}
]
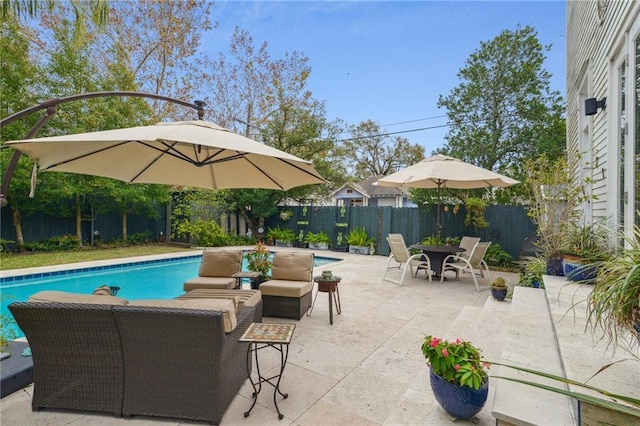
[{"xmin": 1, "ymin": 204, "xmax": 536, "ymax": 260}]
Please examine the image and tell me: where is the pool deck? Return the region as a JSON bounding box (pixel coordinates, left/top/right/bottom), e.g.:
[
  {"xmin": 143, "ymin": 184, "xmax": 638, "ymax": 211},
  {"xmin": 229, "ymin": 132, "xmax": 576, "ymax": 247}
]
[{"xmin": 1, "ymin": 247, "xmax": 638, "ymax": 425}]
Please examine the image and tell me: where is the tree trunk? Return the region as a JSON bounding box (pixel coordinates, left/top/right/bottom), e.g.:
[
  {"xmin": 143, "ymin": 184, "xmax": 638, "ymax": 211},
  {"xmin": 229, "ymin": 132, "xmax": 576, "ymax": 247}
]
[
  {"xmin": 122, "ymin": 212, "xmax": 128, "ymax": 243},
  {"xmin": 11, "ymin": 206, "xmax": 26, "ymax": 253},
  {"xmin": 75, "ymin": 194, "xmax": 83, "ymax": 247}
]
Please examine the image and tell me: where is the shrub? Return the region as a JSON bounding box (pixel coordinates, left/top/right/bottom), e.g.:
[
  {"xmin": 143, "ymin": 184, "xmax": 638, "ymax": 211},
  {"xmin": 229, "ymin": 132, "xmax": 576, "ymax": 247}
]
[
  {"xmin": 128, "ymin": 231, "xmax": 151, "ymax": 244},
  {"xmin": 174, "ymin": 219, "xmax": 227, "ymax": 247},
  {"xmin": 484, "ymin": 243, "xmax": 515, "ymax": 268}
]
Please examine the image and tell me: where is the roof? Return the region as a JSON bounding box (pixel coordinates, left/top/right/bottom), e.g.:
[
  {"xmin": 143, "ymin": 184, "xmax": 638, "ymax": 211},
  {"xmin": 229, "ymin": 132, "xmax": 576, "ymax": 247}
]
[{"xmin": 331, "ymin": 174, "xmax": 410, "ymax": 199}]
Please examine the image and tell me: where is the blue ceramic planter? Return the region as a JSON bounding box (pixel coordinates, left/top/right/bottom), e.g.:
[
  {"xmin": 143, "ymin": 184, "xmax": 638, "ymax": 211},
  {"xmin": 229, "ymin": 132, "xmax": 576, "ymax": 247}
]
[
  {"xmin": 562, "ymin": 260, "xmax": 597, "ymax": 284},
  {"xmin": 429, "ymin": 369, "xmax": 488, "ymax": 419}
]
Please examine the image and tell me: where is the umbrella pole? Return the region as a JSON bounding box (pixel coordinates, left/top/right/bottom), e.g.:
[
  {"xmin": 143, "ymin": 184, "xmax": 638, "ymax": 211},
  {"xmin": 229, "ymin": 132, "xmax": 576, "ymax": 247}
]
[{"xmin": 436, "ymin": 183, "xmax": 442, "ymax": 243}]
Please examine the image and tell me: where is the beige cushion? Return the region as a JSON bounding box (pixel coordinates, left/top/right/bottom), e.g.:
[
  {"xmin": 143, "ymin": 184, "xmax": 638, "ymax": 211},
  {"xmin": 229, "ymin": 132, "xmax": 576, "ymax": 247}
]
[
  {"xmin": 259, "ymin": 280, "xmax": 313, "ymax": 297},
  {"xmin": 28, "ymin": 290, "xmax": 129, "ymax": 305},
  {"xmin": 199, "ymin": 249, "xmax": 242, "ymax": 277},
  {"xmin": 129, "ymin": 298, "xmax": 237, "ymax": 332},
  {"xmin": 177, "ymin": 289, "xmax": 263, "ymax": 309},
  {"xmin": 183, "ymin": 276, "xmax": 236, "ymax": 291},
  {"xmin": 92, "ymin": 285, "xmax": 112, "ymax": 296},
  {"xmin": 177, "ymin": 293, "xmax": 241, "ymax": 310},
  {"xmin": 271, "ymin": 252, "xmax": 314, "ymax": 281}
]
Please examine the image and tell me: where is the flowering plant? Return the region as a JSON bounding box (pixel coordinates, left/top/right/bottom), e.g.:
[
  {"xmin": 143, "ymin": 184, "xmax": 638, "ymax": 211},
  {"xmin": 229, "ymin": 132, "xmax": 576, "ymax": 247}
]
[
  {"xmin": 421, "ymin": 335, "xmax": 489, "ymax": 390},
  {"xmin": 245, "ymin": 242, "xmax": 272, "ymax": 280}
]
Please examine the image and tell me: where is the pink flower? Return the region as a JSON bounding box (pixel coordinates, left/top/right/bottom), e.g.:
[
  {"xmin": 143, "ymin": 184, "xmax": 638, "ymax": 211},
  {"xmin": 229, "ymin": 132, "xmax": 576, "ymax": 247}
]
[
  {"xmin": 441, "ymin": 348, "xmax": 449, "ymax": 357},
  {"xmin": 455, "ymin": 338, "xmax": 461, "ymax": 345},
  {"xmin": 454, "ymin": 364, "xmax": 460, "ymax": 371},
  {"xmin": 429, "ymin": 337, "xmax": 440, "ymax": 348}
]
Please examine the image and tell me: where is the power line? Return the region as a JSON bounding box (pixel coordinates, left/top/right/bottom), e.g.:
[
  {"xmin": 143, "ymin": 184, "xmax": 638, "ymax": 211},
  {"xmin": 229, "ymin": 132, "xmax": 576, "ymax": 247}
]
[
  {"xmin": 380, "ymin": 115, "xmax": 448, "ymax": 127},
  {"xmin": 338, "ymin": 122, "xmax": 452, "ymax": 143}
]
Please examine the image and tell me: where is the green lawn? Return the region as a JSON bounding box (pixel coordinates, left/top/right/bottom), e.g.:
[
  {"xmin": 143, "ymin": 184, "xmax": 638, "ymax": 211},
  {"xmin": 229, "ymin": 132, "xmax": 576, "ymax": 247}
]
[{"xmin": 0, "ymin": 245, "xmax": 197, "ymax": 270}]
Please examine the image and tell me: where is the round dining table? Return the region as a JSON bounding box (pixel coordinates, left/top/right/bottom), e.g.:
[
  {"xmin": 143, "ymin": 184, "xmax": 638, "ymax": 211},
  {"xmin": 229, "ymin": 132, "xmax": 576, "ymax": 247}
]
[{"xmin": 409, "ymin": 244, "xmax": 466, "ymax": 278}]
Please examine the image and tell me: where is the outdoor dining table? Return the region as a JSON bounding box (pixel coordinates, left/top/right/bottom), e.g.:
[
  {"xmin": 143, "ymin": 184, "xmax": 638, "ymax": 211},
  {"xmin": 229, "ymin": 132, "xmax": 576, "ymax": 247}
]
[{"xmin": 409, "ymin": 244, "xmax": 466, "ymax": 278}]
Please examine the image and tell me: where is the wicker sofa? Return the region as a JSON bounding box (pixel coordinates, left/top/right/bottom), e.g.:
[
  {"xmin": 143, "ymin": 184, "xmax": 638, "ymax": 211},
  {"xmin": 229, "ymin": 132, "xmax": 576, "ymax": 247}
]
[{"xmin": 8, "ymin": 291, "xmax": 258, "ymax": 425}]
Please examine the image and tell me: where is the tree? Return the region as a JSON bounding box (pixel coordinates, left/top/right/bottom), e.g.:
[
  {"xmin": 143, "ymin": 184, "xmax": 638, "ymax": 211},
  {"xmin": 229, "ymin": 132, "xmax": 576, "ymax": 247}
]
[
  {"xmin": 436, "ymin": 25, "xmax": 565, "ymax": 184},
  {"xmin": 341, "ymin": 120, "xmax": 425, "ymax": 179},
  {"xmin": 1, "ymin": 0, "xmax": 109, "ymax": 46},
  {"xmin": 201, "ymin": 26, "xmax": 336, "ymax": 225}
]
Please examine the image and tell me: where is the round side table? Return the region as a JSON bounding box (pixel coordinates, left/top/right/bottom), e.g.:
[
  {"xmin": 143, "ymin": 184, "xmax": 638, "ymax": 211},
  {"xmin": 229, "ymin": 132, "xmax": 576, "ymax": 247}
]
[{"xmin": 309, "ymin": 275, "xmax": 342, "ymax": 324}]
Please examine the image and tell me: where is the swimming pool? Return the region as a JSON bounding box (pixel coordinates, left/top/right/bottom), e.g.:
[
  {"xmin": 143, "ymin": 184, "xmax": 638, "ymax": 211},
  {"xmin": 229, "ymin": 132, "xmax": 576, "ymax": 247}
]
[{"xmin": 1, "ymin": 252, "xmax": 341, "ymax": 337}]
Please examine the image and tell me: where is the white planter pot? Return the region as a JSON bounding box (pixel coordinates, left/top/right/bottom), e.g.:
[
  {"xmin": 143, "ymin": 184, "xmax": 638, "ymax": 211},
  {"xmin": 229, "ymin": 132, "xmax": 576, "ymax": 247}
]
[
  {"xmin": 275, "ymin": 240, "xmax": 293, "ymax": 247},
  {"xmin": 349, "ymin": 245, "xmax": 370, "ymax": 255},
  {"xmin": 308, "ymin": 242, "xmax": 329, "ymax": 250}
]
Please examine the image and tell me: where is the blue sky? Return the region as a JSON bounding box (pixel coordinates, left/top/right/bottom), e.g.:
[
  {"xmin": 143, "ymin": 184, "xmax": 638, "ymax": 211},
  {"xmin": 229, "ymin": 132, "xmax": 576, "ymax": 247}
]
[{"xmin": 207, "ymin": 1, "xmax": 566, "ymax": 155}]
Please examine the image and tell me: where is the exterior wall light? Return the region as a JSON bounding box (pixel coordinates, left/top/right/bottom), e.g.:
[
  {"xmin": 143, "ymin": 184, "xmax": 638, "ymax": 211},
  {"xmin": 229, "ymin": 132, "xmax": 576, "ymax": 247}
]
[{"xmin": 585, "ymin": 97, "xmax": 606, "ymax": 115}]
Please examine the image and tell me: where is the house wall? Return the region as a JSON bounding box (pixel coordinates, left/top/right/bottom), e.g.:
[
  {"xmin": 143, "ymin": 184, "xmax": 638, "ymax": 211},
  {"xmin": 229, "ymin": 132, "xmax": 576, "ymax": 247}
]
[{"xmin": 566, "ymin": 1, "xmax": 640, "ymax": 243}]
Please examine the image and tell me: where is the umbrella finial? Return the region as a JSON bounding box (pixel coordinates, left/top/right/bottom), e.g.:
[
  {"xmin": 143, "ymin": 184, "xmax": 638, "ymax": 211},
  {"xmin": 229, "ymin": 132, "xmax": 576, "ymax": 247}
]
[{"xmin": 194, "ymin": 100, "xmax": 206, "ymax": 120}]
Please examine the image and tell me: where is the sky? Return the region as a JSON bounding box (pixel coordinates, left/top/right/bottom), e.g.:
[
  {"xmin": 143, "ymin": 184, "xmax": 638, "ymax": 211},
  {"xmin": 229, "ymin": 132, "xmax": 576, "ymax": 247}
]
[{"xmin": 205, "ymin": 0, "xmax": 566, "ymax": 155}]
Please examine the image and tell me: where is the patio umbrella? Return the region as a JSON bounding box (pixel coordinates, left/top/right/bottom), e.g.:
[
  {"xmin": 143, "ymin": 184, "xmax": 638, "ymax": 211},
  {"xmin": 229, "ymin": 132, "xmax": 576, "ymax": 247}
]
[
  {"xmin": 375, "ymin": 154, "xmax": 519, "ymax": 235},
  {"xmin": 5, "ymin": 120, "xmax": 327, "ymax": 191}
]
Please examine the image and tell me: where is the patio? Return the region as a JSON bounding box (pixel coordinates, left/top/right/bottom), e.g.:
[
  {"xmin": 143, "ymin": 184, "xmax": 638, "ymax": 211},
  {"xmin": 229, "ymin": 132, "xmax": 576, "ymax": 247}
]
[{"xmin": 1, "ymin": 249, "xmax": 637, "ymax": 425}]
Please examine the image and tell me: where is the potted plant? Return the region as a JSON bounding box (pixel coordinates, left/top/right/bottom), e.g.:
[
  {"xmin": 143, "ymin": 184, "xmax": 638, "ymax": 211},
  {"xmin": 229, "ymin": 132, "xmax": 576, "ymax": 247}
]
[
  {"xmin": 305, "ymin": 231, "xmax": 331, "ymax": 250},
  {"xmin": 560, "ymin": 221, "xmax": 611, "ymax": 283},
  {"xmin": 266, "ymin": 226, "xmax": 296, "ymax": 247},
  {"xmin": 345, "ymin": 227, "xmax": 375, "ymax": 254},
  {"xmin": 517, "ymin": 256, "xmax": 546, "ymax": 289},
  {"xmin": 244, "ymin": 241, "xmax": 272, "ymax": 289},
  {"xmin": 523, "ymin": 155, "xmax": 589, "ymax": 276},
  {"xmin": 490, "ymin": 276, "xmax": 509, "ymax": 301},
  {"xmin": 587, "ymin": 221, "xmax": 640, "ymax": 348},
  {"xmin": 279, "ymin": 210, "xmax": 293, "ymax": 221},
  {"xmin": 421, "ymin": 335, "xmax": 489, "ymax": 419}
]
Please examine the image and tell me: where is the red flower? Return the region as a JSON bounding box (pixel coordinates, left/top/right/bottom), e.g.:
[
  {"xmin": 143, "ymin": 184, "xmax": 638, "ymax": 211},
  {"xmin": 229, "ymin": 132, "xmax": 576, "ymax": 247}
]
[{"xmin": 429, "ymin": 337, "xmax": 440, "ymax": 348}]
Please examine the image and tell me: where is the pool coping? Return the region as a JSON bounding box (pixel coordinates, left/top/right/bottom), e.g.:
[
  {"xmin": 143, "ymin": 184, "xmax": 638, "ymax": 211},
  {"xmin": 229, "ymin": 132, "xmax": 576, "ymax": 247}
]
[
  {"xmin": 0, "ymin": 250, "xmax": 204, "ymax": 283},
  {"xmin": 0, "ymin": 247, "xmax": 345, "ymax": 284}
]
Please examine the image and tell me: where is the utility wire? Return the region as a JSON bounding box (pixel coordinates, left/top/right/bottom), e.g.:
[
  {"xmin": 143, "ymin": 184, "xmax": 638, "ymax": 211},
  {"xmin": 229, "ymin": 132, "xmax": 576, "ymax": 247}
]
[{"xmin": 380, "ymin": 115, "xmax": 448, "ymax": 127}]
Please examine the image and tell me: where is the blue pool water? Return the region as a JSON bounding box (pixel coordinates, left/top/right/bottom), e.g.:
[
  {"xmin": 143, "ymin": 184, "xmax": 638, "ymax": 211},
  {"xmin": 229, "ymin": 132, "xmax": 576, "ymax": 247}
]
[{"xmin": 1, "ymin": 252, "xmax": 340, "ymax": 337}]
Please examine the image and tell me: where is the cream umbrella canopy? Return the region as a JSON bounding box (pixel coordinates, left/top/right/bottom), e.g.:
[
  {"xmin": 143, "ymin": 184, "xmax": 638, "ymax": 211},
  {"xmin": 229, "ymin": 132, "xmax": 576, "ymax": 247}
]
[
  {"xmin": 375, "ymin": 154, "xmax": 519, "ymax": 234},
  {"xmin": 4, "ymin": 120, "xmax": 327, "ymax": 191}
]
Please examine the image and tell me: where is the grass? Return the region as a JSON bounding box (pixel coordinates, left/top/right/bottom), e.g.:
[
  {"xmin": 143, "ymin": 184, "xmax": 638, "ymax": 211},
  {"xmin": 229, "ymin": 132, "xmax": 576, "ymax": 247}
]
[{"xmin": 0, "ymin": 244, "xmax": 197, "ymax": 270}]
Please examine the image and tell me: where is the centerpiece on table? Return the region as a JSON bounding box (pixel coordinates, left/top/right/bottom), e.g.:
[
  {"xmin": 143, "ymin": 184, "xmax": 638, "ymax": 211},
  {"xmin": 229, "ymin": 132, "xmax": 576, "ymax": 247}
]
[
  {"xmin": 245, "ymin": 242, "xmax": 272, "ymax": 289},
  {"xmin": 421, "ymin": 335, "xmax": 489, "ymax": 419}
]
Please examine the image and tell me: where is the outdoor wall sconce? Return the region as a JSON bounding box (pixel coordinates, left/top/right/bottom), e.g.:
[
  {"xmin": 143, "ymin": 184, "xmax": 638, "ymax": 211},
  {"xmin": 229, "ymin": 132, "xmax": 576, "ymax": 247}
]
[{"xmin": 585, "ymin": 97, "xmax": 606, "ymax": 115}]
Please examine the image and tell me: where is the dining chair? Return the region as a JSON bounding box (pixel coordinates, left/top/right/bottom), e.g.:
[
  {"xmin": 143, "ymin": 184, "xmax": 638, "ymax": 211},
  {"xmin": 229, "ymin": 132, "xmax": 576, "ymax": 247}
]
[
  {"xmin": 440, "ymin": 242, "xmax": 492, "ymax": 292},
  {"xmin": 383, "ymin": 235, "xmax": 432, "ymax": 285},
  {"xmin": 458, "ymin": 236, "xmax": 480, "ymax": 261}
]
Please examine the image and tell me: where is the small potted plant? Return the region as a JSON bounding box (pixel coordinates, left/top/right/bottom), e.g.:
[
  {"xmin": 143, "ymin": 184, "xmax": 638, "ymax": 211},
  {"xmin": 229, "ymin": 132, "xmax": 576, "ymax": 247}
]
[
  {"xmin": 244, "ymin": 241, "xmax": 272, "ymax": 289},
  {"xmin": 421, "ymin": 335, "xmax": 489, "ymax": 419},
  {"xmin": 490, "ymin": 276, "xmax": 509, "ymax": 301},
  {"xmin": 305, "ymin": 231, "xmax": 331, "ymax": 250},
  {"xmin": 345, "ymin": 227, "xmax": 375, "ymax": 254}
]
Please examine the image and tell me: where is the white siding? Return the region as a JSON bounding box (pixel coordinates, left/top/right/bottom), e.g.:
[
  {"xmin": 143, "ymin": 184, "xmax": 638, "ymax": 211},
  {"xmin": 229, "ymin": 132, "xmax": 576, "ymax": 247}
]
[{"xmin": 566, "ymin": 0, "xmax": 640, "ymax": 238}]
